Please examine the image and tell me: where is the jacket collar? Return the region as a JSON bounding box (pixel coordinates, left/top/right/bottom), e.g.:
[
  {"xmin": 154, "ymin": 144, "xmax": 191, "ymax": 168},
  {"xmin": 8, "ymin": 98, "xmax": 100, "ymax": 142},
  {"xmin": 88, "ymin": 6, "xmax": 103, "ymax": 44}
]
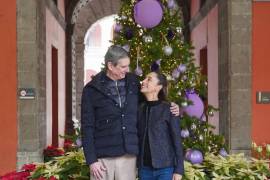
[{"xmin": 88, "ymin": 71, "xmax": 134, "ymax": 94}]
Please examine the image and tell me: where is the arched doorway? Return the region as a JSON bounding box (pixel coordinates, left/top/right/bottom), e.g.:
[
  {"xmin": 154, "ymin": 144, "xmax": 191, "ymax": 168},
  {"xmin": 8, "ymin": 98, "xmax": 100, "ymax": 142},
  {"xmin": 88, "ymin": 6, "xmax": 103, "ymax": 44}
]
[{"xmin": 69, "ymin": 0, "xmax": 121, "ymax": 124}]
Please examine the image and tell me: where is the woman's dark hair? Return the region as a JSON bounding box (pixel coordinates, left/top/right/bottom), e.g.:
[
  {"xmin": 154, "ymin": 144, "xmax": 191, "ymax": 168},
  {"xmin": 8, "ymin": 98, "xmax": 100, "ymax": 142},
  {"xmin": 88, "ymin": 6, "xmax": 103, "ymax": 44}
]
[{"xmin": 153, "ymin": 71, "xmax": 168, "ymax": 101}]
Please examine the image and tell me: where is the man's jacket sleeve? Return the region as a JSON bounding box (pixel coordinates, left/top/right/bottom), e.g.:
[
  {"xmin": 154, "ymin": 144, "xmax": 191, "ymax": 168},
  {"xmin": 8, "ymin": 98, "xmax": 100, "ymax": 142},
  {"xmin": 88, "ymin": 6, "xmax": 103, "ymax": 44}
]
[{"xmin": 81, "ymin": 87, "xmax": 98, "ymax": 165}]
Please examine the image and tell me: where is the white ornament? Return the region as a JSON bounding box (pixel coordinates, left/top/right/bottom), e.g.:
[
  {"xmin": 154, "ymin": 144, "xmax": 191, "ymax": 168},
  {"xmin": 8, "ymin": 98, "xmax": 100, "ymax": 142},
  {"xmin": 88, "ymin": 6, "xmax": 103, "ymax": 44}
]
[
  {"xmin": 181, "ymin": 101, "xmax": 188, "ymax": 107},
  {"xmin": 163, "ymin": 46, "xmax": 173, "ymax": 56},
  {"xmin": 176, "ymin": 27, "xmax": 182, "ymax": 33}
]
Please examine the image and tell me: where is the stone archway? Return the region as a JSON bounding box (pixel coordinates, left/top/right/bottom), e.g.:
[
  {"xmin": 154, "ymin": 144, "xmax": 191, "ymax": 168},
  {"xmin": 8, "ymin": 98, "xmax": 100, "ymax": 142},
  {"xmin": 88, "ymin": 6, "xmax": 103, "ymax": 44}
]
[{"xmin": 70, "ymin": 0, "xmax": 121, "ymax": 121}]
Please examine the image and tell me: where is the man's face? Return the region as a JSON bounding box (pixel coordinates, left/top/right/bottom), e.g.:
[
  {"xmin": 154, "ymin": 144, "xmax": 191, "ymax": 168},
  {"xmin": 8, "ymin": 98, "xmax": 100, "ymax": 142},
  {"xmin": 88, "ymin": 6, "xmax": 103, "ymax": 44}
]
[{"xmin": 107, "ymin": 57, "xmax": 130, "ymax": 80}]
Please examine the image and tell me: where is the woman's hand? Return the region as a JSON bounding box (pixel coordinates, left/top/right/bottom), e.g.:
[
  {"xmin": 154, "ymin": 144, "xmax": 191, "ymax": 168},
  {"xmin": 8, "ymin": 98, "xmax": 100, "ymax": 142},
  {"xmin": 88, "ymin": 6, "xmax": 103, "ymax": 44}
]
[
  {"xmin": 90, "ymin": 161, "xmax": 107, "ymax": 180},
  {"xmin": 170, "ymin": 102, "xmax": 180, "ymax": 116},
  {"xmin": 172, "ymin": 173, "xmax": 182, "ymax": 180}
]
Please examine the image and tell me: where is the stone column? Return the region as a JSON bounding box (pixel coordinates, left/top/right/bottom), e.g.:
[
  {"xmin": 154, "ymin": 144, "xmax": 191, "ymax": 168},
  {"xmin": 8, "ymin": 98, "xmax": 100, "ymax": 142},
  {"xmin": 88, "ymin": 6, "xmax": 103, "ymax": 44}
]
[
  {"xmin": 17, "ymin": 0, "xmax": 46, "ymax": 168},
  {"xmin": 218, "ymin": 0, "xmax": 252, "ymax": 154}
]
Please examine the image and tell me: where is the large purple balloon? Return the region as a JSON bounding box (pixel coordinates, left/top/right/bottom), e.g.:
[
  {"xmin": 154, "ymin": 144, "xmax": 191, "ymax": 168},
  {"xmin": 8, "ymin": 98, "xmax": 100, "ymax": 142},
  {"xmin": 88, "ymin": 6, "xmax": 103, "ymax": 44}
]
[
  {"xmin": 184, "ymin": 93, "xmax": 204, "ymax": 119},
  {"xmin": 190, "ymin": 150, "xmax": 203, "ymax": 164},
  {"xmin": 134, "ymin": 0, "xmax": 163, "ymax": 28}
]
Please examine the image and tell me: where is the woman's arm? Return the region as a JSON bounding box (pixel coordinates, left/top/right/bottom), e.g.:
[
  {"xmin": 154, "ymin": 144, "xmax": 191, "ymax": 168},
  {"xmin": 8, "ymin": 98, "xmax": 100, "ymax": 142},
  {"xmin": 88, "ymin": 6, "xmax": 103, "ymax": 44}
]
[{"xmin": 168, "ymin": 112, "xmax": 184, "ymax": 175}]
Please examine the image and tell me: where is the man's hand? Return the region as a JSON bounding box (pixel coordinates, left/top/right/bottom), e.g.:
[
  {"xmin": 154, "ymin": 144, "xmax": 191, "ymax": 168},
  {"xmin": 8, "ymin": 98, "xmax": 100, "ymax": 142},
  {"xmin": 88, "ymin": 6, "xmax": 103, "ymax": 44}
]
[
  {"xmin": 173, "ymin": 173, "xmax": 182, "ymax": 180},
  {"xmin": 170, "ymin": 102, "xmax": 180, "ymax": 116},
  {"xmin": 90, "ymin": 161, "xmax": 107, "ymax": 180}
]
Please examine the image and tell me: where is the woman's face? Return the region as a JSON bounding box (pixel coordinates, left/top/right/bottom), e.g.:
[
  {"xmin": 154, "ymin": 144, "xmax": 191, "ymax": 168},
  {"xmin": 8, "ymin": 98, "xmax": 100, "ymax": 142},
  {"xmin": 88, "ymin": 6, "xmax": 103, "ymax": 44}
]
[{"xmin": 141, "ymin": 72, "xmax": 162, "ymax": 94}]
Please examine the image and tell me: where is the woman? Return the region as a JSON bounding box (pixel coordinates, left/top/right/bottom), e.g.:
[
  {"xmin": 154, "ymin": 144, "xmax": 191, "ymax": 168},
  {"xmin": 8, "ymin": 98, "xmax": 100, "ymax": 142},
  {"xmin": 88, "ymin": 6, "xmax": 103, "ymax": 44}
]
[{"xmin": 137, "ymin": 71, "xmax": 184, "ymax": 180}]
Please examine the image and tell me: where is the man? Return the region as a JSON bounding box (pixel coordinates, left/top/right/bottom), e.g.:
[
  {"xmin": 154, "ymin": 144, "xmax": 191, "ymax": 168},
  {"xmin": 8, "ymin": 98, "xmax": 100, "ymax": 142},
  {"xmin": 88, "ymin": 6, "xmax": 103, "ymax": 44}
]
[{"xmin": 81, "ymin": 45, "xmax": 179, "ymax": 180}]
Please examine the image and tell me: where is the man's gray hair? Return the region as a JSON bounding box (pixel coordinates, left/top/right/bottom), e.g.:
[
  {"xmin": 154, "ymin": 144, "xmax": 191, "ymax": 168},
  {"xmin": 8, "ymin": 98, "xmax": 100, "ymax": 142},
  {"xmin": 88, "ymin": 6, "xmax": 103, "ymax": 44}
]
[{"xmin": 104, "ymin": 45, "xmax": 129, "ymax": 68}]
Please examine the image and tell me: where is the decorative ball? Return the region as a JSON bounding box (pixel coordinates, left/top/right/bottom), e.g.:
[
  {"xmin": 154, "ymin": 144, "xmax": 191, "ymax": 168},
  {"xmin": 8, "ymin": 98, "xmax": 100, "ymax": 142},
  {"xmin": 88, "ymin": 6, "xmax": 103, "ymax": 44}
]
[
  {"xmin": 122, "ymin": 44, "xmax": 130, "ymax": 52},
  {"xmin": 191, "ymin": 123, "xmax": 197, "ymax": 130},
  {"xmin": 135, "ymin": 66, "xmax": 143, "ymax": 76},
  {"xmin": 125, "ymin": 28, "xmax": 134, "ymax": 40},
  {"xmin": 181, "ymin": 129, "xmax": 190, "ymax": 138},
  {"xmin": 181, "ymin": 101, "xmax": 188, "ymax": 107},
  {"xmin": 163, "ymin": 45, "xmax": 173, "ymax": 56},
  {"xmin": 199, "ymin": 135, "xmax": 204, "ymax": 141},
  {"xmin": 167, "ymin": 29, "xmax": 175, "ymax": 40},
  {"xmin": 184, "ymin": 92, "xmax": 204, "ymax": 119},
  {"xmin": 190, "ymin": 150, "xmax": 203, "ymax": 164},
  {"xmin": 151, "ymin": 61, "xmax": 160, "ymax": 71},
  {"xmin": 172, "ymin": 68, "xmax": 180, "ymax": 79},
  {"xmin": 114, "ymin": 23, "xmax": 122, "ymax": 32},
  {"xmin": 75, "ymin": 138, "xmax": 82, "ymax": 147},
  {"xmin": 134, "ymin": 0, "xmax": 163, "ymax": 28},
  {"xmin": 167, "ymin": 0, "xmax": 175, "ymax": 9},
  {"xmin": 209, "ymin": 111, "xmax": 214, "ymax": 116},
  {"xmin": 182, "ymin": 75, "xmax": 187, "ymax": 81},
  {"xmin": 143, "ymin": 35, "xmax": 153, "ymax": 43},
  {"xmin": 178, "ymin": 64, "xmax": 186, "ymax": 73},
  {"xmin": 121, "ymin": 15, "xmax": 127, "ymax": 20},
  {"xmin": 176, "ymin": 27, "xmax": 182, "ymax": 33},
  {"xmin": 155, "ymin": 59, "xmax": 161, "ymax": 65},
  {"xmin": 219, "ymin": 148, "xmax": 228, "ymax": 157},
  {"xmin": 201, "ymin": 115, "xmax": 206, "ymax": 121},
  {"xmin": 185, "ymin": 149, "xmax": 192, "ymax": 160}
]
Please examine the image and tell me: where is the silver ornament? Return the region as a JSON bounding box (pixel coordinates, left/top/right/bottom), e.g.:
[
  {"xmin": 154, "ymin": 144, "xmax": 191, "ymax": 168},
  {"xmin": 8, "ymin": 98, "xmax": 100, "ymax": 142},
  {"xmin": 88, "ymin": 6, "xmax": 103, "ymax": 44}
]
[
  {"xmin": 163, "ymin": 46, "xmax": 173, "ymax": 56},
  {"xmin": 209, "ymin": 111, "xmax": 214, "ymax": 116},
  {"xmin": 143, "ymin": 35, "xmax": 153, "ymax": 43},
  {"xmin": 176, "ymin": 27, "xmax": 182, "ymax": 33},
  {"xmin": 121, "ymin": 15, "xmax": 127, "ymax": 20},
  {"xmin": 181, "ymin": 101, "xmax": 188, "ymax": 107},
  {"xmin": 191, "ymin": 123, "xmax": 197, "ymax": 130},
  {"xmin": 135, "ymin": 66, "xmax": 143, "ymax": 76}
]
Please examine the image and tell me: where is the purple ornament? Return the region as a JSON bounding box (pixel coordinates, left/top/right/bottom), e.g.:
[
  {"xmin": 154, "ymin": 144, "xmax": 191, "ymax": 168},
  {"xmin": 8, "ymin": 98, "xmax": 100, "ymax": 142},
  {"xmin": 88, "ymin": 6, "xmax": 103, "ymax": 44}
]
[
  {"xmin": 184, "ymin": 92, "xmax": 204, "ymax": 119},
  {"xmin": 122, "ymin": 44, "xmax": 130, "ymax": 52},
  {"xmin": 178, "ymin": 64, "xmax": 186, "ymax": 73},
  {"xmin": 114, "ymin": 23, "xmax": 122, "ymax": 32},
  {"xmin": 219, "ymin": 148, "xmax": 228, "ymax": 157},
  {"xmin": 134, "ymin": 0, "xmax": 163, "ymax": 29},
  {"xmin": 185, "ymin": 149, "xmax": 192, "ymax": 160},
  {"xmin": 172, "ymin": 68, "xmax": 180, "ymax": 79},
  {"xmin": 167, "ymin": 0, "xmax": 175, "ymax": 9},
  {"xmin": 182, "ymin": 75, "xmax": 187, "ymax": 81},
  {"xmin": 135, "ymin": 66, "xmax": 143, "ymax": 76},
  {"xmin": 75, "ymin": 138, "xmax": 82, "ymax": 147},
  {"xmin": 151, "ymin": 61, "xmax": 160, "ymax": 72},
  {"xmin": 201, "ymin": 114, "xmax": 206, "ymax": 121},
  {"xmin": 125, "ymin": 28, "xmax": 133, "ymax": 40},
  {"xmin": 167, "ymin": 29, "xmax": 174, "ymax": 40},
  {"xmin": 155, "ymin": 59, "xmax": 161, "ymax": 65},
  {"xmin": 190, "ymin": 150, "xmax": 203, "ymax": 164},
  {"xmin": 181, "ymin": 129, "xmax": 189, "ymax": 138}
]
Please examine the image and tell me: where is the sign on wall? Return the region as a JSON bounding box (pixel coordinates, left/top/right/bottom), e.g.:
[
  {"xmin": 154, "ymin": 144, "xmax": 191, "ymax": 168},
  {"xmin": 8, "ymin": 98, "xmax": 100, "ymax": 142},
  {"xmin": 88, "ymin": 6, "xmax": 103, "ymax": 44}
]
[{"xmin": 19, "ymin": 88, "xmax": 35, "ymax": 100}]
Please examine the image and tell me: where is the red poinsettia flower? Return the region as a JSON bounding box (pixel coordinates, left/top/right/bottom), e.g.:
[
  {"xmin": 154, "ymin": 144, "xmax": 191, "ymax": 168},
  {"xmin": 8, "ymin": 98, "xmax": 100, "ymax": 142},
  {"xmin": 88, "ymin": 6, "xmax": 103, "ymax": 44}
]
[{"xmin": 21, "ymin": 163, "xmax": 36, "ymax": 172}]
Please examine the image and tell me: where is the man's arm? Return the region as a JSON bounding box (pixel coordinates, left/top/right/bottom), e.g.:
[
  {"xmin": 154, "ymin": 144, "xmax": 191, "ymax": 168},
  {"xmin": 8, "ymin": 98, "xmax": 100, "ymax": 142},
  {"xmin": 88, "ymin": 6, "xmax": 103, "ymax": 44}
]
[
  {"xmin": 170, "ymin": 102, "xmax": 180, "ymax": 116},
  {"xmin": 81, "ymin": 87, "xmax": 98, "ymax": 165}
]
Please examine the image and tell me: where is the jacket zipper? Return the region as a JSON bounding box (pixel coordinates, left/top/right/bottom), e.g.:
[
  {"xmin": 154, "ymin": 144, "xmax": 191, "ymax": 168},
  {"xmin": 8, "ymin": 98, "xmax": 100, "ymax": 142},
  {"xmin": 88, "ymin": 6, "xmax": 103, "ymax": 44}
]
[{"xmin": 115, "ymin": 81, "xmax": 122, "ymax": 108}]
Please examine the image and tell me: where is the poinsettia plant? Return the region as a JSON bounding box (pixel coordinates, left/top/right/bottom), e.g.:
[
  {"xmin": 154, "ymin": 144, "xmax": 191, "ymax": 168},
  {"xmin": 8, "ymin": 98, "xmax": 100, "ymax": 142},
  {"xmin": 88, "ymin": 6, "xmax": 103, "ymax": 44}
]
[
  {"xmin": 43, "ymin": 145, "xmax": 65, "ymax": 162},
  {"xmin": 0, "ymin": 163, "xmax": 36, "ymax": 180}
]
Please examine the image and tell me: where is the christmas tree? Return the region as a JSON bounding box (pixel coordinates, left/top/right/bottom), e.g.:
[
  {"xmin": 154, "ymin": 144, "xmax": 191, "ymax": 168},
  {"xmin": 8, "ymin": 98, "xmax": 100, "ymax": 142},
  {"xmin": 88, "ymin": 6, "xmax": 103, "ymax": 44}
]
[{"xmin": 112, "ymin": 0, "xmax": 226, "ymax": 164}]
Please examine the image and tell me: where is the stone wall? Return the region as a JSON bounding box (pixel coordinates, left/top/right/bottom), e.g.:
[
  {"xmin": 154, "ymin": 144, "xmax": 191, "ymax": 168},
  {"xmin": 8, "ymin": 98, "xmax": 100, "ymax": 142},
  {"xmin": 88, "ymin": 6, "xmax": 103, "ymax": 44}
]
[
  {"xmin": 218, "ymin": 0, "xmax": 252, "ymax": 154},
  {"xmin": 16, "ymin": 0, "xmax": 46, "ymax": 168},
  {"xmin": 16, "ymin": 0, "xmax": 66, "ymax": 168}
]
